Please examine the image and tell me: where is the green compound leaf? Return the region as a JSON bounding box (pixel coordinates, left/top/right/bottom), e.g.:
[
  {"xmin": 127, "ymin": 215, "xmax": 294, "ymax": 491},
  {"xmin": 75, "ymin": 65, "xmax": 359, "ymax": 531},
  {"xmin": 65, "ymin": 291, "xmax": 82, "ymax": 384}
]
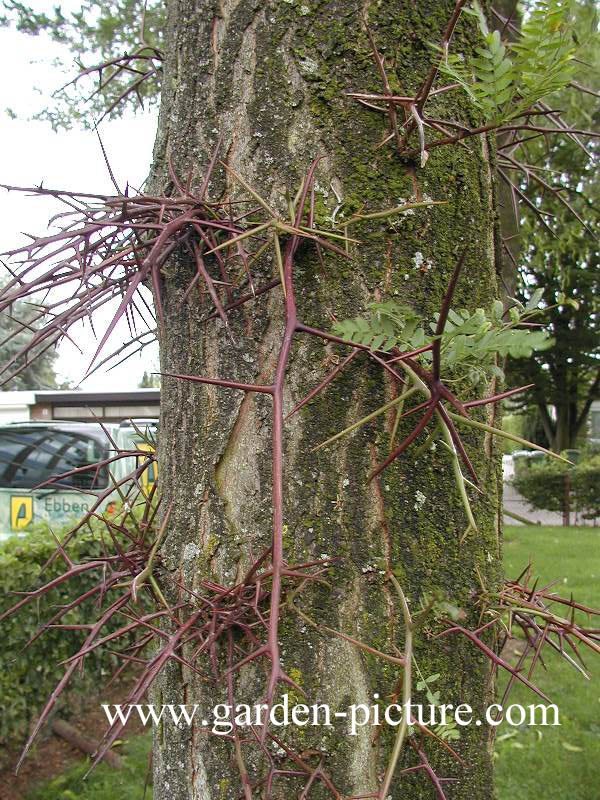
[
  {"xmin": 437, "ymin": 0, "xmax": 577, "ymax": 123},
  {"xmin": 333, "ymin": 301, "xmax": 424, "ymax": 353},
  {"xmin": 334, "ymin": 297, "xmax": 552, "ymax": 385}
]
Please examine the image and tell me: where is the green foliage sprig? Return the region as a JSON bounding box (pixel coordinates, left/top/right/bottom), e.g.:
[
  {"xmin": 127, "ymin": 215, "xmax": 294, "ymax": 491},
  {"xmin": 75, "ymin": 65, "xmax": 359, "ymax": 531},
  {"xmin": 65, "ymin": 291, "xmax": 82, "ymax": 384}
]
[
  {"xmin": 333, "ymin": 301, "xmax": 422, "ymax": 355},
  {"xmin": 438, "ymin": 0, "xmax": 578, "ymax": 123},
  {"xmin": 325, "ymin": 285, "xmax": 562, "ymax": 539},
  {"xmin": 333, "ymin": 293, "xmax": 552, "ymax": 386}
]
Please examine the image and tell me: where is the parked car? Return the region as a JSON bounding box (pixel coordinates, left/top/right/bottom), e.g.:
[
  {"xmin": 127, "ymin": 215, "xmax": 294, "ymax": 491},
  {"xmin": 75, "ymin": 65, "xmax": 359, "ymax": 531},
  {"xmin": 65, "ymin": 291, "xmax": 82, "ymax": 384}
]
[
  {"xmin": 120, "ymin": 418, "xmax": 158, "ymax": 495},
  {"xmin": 0, "ymin": 420, "xmax": 157, "ymax": 541},
  {"xmin": 512, "ymin": 449, "xmax": 547, "ymax": 477},
  {"xmin": 502, "ymin": 454, "xmax": 515, "ymax": 481},
  {"xmin": 511, "ymin": 448, "xmax": 581, "ymax": 479}
]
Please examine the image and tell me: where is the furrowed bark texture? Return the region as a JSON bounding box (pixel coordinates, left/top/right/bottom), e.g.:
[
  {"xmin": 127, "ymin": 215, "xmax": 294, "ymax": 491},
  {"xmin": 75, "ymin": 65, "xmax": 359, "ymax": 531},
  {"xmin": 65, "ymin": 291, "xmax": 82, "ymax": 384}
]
[{"xmin": 151, "ymin": 1, "xmax": 502, "ymax": 797}]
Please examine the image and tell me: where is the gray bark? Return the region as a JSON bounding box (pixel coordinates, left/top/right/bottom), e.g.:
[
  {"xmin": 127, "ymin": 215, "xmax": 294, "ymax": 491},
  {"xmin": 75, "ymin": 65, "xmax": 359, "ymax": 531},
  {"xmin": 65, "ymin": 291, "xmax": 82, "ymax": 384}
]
[{"xmin": 150, "ymin": 2, "xmax": 502, "ymax": 798}]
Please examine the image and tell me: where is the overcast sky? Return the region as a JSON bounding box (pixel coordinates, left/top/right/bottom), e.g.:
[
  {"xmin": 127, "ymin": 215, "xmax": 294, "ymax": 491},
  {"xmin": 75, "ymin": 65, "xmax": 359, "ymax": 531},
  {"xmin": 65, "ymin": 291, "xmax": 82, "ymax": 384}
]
[{"xmin": 0, "ymin": 15, "xmax": 159, "ymax": 390}]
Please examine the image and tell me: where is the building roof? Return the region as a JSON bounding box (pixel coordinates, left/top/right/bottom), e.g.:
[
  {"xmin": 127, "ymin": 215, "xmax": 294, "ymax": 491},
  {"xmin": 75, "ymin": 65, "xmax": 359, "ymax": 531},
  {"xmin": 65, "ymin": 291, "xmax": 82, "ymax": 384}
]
[
  {"xmin": 1, "ymin": 389, "xmax": 160, "ymax": 405},
  {"xmin": 34, "ymin": 389, "xmax": 160, "ymax": 403}
]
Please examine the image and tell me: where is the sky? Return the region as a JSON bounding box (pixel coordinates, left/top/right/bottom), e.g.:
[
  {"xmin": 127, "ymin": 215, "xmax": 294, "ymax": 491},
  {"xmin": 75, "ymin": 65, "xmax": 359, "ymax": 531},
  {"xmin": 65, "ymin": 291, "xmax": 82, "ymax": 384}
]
[{"xmin": 0, "ymin": 14, "xmax": 159, "ymax": 390}]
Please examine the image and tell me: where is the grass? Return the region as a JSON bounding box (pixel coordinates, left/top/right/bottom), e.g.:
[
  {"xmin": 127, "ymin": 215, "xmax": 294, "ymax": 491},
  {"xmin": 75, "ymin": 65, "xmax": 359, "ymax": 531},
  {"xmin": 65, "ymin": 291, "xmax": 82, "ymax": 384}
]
[
  {"xmin": 25, "ymin": 733, "xmax": 152, "ymax": 800},
  {"xmin": 25, "ymin": 525, "xmax": 600, "ymax": 799},
  {"xmin": 496, "ymin": 525, "xmax": 600, "ymax": 800}
]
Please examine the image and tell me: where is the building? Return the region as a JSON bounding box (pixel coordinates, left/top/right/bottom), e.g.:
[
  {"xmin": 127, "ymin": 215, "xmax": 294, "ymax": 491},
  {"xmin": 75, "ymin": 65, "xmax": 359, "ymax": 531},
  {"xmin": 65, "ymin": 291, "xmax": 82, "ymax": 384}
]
[{"xmin": 0, "ymin": 389, "xmax": 160, "ymax": 425}]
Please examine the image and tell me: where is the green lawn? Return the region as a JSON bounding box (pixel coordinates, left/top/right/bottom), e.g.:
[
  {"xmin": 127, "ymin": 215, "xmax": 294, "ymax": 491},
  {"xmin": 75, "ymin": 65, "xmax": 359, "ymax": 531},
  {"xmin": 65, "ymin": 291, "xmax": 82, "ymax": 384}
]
[
  {"xmin": 26, "ymin": 733, "xmax": 151, "ymax": 800},
  {"xmin": 496, "ymin": 525, "xmax": 600, "ymax": 800},
  {"xmin": 26, "ymin": 525, "xmax": 600, "ymax": 799}
]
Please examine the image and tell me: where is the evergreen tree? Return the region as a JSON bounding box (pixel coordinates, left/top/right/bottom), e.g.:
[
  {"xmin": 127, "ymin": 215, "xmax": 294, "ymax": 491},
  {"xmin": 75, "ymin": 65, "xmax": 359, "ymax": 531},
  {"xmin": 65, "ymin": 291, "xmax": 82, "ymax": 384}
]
[
  {"xmin": 138, "ymin": 369, "xmax": 160, "ymax": 388},
  {"xmin": 0, "ymin": 289, "xmax": 60, "ymax": 389}
]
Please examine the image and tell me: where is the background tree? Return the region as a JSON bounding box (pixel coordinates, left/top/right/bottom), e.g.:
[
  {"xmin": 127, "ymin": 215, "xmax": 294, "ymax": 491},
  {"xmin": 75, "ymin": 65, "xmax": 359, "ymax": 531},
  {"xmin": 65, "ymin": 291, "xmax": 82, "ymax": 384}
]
[
  {"xmin": 0, "ymin": 290, "xmax": 60, "ymax": 389},
  {"xmin": 0, "ymin": 0, "xmax": 164, "ymax": 128},
  {"xmin": 512, "ymin": 453, "xmax": 600, "ymax": 526},
  {"xmin": 503, "ymin": 0, "xmax": 599, "ymax": 452},
  {"xmin": 506, "ymin": 203, "xmax": 600, "ymax": 451},
  {"xmin": 138, "ymin": 369, "xmax": 160, "ymax": 388}
]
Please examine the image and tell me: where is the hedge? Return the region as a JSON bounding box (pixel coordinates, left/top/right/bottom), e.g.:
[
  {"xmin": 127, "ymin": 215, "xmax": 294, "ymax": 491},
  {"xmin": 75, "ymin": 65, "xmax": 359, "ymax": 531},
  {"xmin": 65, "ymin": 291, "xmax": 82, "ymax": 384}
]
[
  {"xmin": 0, "ymin": 526, "xmax": 126, "ymax": 752},
  {"xmin": 573, "ymin": 454, "xmax": 600, "ymax": 520},
  {"xmin": 512, "ymin": 453, "xmax": 600, "ymax": 524}
]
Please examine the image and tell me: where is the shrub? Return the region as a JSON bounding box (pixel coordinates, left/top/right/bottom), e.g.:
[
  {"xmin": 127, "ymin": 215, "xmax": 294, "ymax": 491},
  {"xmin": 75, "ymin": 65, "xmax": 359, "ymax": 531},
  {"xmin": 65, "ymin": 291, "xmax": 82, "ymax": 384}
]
[
  {"xmin": 0, "ymin": 526, "xmax": 125, "ymax": 752},
  {"xmin": 573, "ymin": 454, "xmax": 600, "ymax": 521},
  {"xmin": 512, "ymin": 453, "xmax": 600, "ymax": 525},
  {"xmin": 512, "ymin": 458, "xmax": 572, "ymax": 519}
]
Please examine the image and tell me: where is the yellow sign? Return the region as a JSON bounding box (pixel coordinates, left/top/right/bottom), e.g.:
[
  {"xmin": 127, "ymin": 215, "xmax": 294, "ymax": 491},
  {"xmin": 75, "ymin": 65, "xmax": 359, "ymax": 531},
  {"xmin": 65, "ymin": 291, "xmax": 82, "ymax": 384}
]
[
  {"xmin": 137, "ymin": 443, "xmax": 157, "ymax": 494},
  {"xmin": 11, "ymin": 496, "xmax": 33, "ymax": 530}
]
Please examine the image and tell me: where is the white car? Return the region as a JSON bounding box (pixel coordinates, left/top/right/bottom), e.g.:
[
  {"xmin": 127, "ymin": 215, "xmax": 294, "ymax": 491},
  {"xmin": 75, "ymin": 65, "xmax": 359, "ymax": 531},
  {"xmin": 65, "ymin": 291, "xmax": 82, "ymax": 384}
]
[
  {"xmin": 0, "ymin": 420, "xmax": 157, "ymax": 541},
  {"xmin": 502, "ymin": 454, "xmax": 515, "ymax": 481}
]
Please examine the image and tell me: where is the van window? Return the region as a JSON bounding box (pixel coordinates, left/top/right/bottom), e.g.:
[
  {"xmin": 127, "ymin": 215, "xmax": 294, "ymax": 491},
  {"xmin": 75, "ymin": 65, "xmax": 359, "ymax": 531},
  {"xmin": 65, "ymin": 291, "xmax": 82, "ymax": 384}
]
[{"xmin": 0, "ymin": 428, "xmax": 109, "ymax": 490}]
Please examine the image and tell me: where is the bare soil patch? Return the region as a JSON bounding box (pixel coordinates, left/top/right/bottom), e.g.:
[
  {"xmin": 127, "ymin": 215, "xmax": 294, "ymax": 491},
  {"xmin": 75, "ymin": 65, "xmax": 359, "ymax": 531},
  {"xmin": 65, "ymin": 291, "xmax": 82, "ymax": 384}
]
[{"xmin": 0, "ymin": 677, "xmax": 146, "ymax": 800}]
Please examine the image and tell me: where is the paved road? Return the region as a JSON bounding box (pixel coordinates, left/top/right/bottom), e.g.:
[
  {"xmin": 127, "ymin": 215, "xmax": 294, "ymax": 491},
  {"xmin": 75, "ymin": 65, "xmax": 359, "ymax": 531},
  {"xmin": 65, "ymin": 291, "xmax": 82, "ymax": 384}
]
[{"xmin": 503, "ymin": 481, "xmax": 595, "ymax": 527}]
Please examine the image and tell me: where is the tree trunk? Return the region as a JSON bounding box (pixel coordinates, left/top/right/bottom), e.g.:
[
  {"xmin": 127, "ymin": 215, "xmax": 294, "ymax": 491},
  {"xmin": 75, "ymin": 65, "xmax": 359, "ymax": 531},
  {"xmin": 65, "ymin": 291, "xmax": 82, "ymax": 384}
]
[
  {"xmin": 151, "ymin": 1, "xmax": 502, "ymax": 798},
  {"xmin": 554, "ymin": 399, "xmax": 572, "ymax": 453}
]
